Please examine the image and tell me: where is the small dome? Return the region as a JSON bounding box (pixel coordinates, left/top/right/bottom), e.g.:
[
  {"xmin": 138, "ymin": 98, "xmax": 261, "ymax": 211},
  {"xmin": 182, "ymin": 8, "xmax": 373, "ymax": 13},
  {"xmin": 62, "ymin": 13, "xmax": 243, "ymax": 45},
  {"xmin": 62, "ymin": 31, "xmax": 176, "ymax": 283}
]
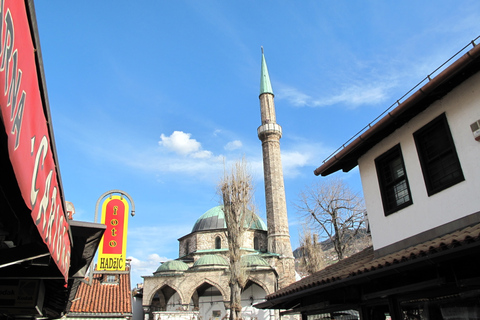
[
  {"xmin": 193, "ymin": 255, "xmax": 228, "ymax": 269},
  {"xmin": 192, "ymin": 206, "xmax": 267, "ymax": 232},
  {"xmin": 155, "ymin": 260, "xmax": 189, "ymax": 274},
  {"xmin": 241, "ymin": 255, "xmax": 270, "ymax": 268}
]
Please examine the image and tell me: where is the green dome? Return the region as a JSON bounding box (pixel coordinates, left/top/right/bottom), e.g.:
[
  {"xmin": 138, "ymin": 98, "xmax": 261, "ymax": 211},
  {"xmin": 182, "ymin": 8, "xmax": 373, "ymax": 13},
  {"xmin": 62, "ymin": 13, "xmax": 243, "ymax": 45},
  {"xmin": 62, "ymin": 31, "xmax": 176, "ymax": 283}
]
[
  {"xmin": 241, "ymin": 255, "xmax": 270, "ymax": 268},
  {"xmin": 192, "ymin": 206, "xmax": 267, "ymax": 232},
  {"xmin": 193, "ymin": 254, "xmax": 228, "ymax": 268},
  {"xmin": 155, "ymin": 260, "xmax": 189, "ymax": 273}
]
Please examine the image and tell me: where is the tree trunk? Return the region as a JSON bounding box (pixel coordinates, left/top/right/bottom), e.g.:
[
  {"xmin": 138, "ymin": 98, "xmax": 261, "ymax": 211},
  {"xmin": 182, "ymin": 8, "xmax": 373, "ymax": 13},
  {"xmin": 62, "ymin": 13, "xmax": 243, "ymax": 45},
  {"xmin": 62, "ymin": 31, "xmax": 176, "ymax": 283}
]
[
  {"xmin": 228, "ymin": 240, "xmax": 243, "ymax": 319},
  {"xmin": 229, "ymin": 281, "xmax": 242, "ymax": 320},
  {"xmin": 220, "ymin": 158, "xmax": 254, "ymax": 320}
]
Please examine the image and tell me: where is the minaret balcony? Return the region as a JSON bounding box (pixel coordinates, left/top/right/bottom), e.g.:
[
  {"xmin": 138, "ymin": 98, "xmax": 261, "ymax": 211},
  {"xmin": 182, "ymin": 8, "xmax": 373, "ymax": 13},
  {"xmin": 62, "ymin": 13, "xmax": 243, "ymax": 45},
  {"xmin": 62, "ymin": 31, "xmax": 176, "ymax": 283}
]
[{"xmin": 257, "ymin": 123, "xmax": 282, "ymax": 139}]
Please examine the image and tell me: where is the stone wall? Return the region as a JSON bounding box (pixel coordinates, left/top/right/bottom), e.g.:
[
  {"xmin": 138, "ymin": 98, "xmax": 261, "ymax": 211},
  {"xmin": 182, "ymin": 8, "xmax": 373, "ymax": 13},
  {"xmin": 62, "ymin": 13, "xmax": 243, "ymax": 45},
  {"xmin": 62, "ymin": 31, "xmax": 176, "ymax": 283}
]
[
  {"xmin": 143, "ymin": 268, "xmax": 277, "ymax": 308},
  {"xmin": 179, "ymin": 230, "xmax": 268, "ymax": 258}
]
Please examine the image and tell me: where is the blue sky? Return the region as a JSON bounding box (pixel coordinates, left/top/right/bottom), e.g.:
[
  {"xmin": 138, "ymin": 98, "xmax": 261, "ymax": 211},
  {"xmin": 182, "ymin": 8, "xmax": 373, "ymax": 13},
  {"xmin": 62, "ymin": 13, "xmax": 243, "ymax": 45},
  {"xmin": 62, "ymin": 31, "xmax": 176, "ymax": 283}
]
[{"xmin": 34, "ymin": 1, "xmax": 480, "ymax": 286}]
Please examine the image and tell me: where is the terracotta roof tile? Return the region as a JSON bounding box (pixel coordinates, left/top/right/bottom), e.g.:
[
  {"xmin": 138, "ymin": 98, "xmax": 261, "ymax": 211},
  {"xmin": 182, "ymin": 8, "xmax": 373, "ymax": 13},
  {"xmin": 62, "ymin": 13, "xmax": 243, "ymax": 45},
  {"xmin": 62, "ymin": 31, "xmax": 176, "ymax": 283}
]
[
  {"xmin": 69, "ymin": 267, "xmax": 132, "ymax": 315},
  {"xmin": 267, "ymin": 223, "xmax": 480, "ymax": 300}
]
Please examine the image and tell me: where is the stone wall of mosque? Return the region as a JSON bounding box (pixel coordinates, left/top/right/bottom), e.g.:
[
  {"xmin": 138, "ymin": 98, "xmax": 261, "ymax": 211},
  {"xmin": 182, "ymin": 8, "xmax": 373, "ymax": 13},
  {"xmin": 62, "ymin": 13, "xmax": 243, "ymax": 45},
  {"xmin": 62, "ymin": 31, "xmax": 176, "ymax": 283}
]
[
  {"xmin": 178, "ymin": 235, "xmax": 197, "ymax": 258},
  {"xmin": 142, "ymin": 268, "xmax": 278, "ymax": 308},
  {"xmin": 178, "ymin": 229, "xmax": 268, "ymax": 259}
]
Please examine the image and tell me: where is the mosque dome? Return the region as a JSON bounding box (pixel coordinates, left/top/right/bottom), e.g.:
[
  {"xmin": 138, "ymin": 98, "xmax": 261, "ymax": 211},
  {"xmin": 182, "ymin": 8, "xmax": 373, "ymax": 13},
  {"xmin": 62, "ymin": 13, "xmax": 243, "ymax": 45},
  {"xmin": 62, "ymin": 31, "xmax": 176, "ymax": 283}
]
[
  {"xmin": 191, "ymin": 205, "xmax": 267, "ymax": 233},
  {"xmin": 192, "ymin": 254, "xmax": 228, "ymax": 270},
  {"xmin": 241, "ymin": 255, "xmax": 270, "ymax": 269},
  {"xmin": 154, "ymin": 260, "xmax": 189, "ymax": 276}
]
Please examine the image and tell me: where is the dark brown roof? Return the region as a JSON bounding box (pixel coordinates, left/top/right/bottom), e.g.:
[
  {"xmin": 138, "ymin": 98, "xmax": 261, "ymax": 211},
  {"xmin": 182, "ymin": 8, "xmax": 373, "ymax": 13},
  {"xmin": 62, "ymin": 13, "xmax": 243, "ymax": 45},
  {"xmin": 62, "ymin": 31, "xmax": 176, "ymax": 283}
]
[
  {"xmin": 315, "ymin": 38, "xmax": 480, "ymax": 177},
  {"xmin": 69, "ymin": 268, "xmax": 132, "ymax": 316},
  {"xmin": 264, "ymin": 222, "xmax": 480, "ymax": 302}
]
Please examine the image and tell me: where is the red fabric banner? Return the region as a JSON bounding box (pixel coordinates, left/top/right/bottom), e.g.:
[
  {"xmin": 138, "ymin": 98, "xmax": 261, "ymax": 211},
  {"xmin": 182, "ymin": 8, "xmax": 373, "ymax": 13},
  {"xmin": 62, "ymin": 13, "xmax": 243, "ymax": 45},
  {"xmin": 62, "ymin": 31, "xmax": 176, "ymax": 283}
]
[{"xmin": 0, "ymin": 0, "xmax": 71, "ymax": 282}]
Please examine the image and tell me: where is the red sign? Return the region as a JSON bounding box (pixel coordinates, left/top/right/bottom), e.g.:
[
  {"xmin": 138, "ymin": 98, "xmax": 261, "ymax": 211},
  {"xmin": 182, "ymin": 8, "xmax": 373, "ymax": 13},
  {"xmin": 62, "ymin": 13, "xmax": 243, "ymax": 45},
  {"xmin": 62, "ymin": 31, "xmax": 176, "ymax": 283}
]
[
  {"xmin": 102, "ymin": 198, "xmax": 127, "ymax": 254},
  {"xmin": 0, "ymin": 0, "xmax": 71, "ymax": 281}
]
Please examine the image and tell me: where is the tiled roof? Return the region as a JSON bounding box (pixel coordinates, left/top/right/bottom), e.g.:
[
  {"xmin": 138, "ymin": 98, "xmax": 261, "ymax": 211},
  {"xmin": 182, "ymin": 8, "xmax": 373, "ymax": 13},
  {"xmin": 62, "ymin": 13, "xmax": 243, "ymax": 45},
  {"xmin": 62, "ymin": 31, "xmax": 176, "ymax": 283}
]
[
  {"xmin": 266, "ymin": 222, "xmax": 480, "ymax": 301},
  {"xmin": 69, "ymin": 267, "xmax": 132, "ymax": 315}
]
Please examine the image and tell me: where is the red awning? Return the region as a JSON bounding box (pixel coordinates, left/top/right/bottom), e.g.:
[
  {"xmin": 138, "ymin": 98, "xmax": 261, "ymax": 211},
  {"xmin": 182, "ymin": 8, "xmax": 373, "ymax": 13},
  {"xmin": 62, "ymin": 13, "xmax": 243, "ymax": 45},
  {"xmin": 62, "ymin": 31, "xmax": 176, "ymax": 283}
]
[{"xmin": 0, "ymin": 0, "xmax": 71, "ymax": 282}]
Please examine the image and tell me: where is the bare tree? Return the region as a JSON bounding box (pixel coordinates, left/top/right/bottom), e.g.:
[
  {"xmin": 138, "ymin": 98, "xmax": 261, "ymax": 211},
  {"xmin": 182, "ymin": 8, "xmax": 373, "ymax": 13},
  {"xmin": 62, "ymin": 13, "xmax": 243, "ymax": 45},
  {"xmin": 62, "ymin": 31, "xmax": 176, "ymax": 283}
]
[
  {"xmin": 219, "ymin": 158, "xmax": 255, "ymax": 320},
  {"xmin": 298, "ymin": 223, "xmax": 325, "ymax": 276},
  {"xmin": 296, "ymin": 178, "xmax": 369, "ymax": 261}
]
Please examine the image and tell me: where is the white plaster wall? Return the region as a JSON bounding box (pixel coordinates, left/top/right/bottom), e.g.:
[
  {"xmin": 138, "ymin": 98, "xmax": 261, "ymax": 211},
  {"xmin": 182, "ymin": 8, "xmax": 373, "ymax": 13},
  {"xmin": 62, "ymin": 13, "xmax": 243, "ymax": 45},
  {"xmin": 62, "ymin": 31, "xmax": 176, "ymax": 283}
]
[
  {"xmin": 166, "ymin": 292, "xmax": 183, "ymax": 311},
  {"xmin": 241, "ymin": 283, "xmax": 271, "ymax": 320},
  {"xmin": 153, "ymin": 311, "xmax": 199, "ymax": 320},
  {"xmin": 197, "ymin": 294, "xmax": 226, "ymax": 319},
  {"xmin": 358, "ymin": 71, "xmax": 480, "ymax": 250},
  {"xmin": 132, "ymin": 295, "xmax": 144, "ymax": 320}
]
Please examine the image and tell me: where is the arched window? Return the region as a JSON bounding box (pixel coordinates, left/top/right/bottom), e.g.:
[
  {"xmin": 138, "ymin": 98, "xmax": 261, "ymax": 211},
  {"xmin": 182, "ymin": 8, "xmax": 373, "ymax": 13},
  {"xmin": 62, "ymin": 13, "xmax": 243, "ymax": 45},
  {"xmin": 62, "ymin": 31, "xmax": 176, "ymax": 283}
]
[
  {"xmin": 215, "ymin": 236, "xmax": 221, "ymax": 249},
  {"xmin": 253, "ymin": 236, "xmax": 259, "ymax": 250},
  {"xmin": 185, "ymin": 240, "xmax": 190, "ymax": 255}
]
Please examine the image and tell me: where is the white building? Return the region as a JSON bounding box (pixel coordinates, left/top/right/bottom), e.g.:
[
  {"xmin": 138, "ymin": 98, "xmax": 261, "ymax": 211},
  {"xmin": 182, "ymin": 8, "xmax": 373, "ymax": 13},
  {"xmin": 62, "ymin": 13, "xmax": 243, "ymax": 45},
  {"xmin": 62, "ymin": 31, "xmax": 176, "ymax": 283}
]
[{"xmin": 257, "ymin": 37, "xmax": 480, "ymax": 320}]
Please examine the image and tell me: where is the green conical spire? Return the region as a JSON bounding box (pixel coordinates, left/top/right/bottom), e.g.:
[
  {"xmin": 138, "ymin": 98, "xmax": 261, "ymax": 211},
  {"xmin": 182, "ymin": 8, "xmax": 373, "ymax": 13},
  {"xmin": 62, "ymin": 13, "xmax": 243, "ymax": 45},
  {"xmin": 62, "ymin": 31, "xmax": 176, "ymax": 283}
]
[{"xmin": 260, "ymin": 47, "xmax": 274, "ymax": 95}]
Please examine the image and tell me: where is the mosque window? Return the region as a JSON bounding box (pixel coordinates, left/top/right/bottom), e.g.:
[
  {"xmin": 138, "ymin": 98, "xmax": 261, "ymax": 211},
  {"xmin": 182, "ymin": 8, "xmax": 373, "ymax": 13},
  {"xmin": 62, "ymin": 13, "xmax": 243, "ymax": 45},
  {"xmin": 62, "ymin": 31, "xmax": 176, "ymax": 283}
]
[
  {"xmin": 254, "ymin": 237, "xmax": 259, "ymax": 250},
  {"xmin": 215, "ymin": 236, "xmax": 221, "ymax": 249},
  {"xmin": 185, "ymin": 240, "xmax": 190, "ymax": 255}
]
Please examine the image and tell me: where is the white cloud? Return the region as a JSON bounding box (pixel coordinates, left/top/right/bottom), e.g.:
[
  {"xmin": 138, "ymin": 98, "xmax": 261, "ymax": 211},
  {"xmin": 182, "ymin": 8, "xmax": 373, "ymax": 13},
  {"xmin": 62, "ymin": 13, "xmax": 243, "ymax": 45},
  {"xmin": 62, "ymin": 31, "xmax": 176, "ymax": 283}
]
[
  {"xmin": 323, "ymin": 84, "xmax": 391, "ymax": 107},
  {"xmin": 224, "ymin": 140, "xmax": 242, "ymax": 151},
  {"xmin": 159, "ymin": 131, "xmax": 202, "ymax": 156},
  {"xmin": 192, "ymin": 150, "xmax": 213, "ymax": 159},
  {"xmin": 129, "ymin": 253, "xmax": 165, "ymax": 271},
  {"xmin": 279, "ymin": 141, "xmax": 333, "ymax": 179},
  {"xmin": 127, "ymin": 224, "xmax": 191, "ymax": 285},
  {"xmin": 128, "ymin": 254, "xmax": 169, "ymax": 286},
  {"xmin": 276, "ymin": 86, "xmax": 312, "ymax": 107},
  {"xmin": 276, "ymin": 82, "xmax": 393, "ymax": 109},
  {"xmin": 281, "ymin": 150, "xmax": 311, "ymax": 178},
  {"xmin": 159, "ymin": 131, "xmax": 213, "ymax": 160}
]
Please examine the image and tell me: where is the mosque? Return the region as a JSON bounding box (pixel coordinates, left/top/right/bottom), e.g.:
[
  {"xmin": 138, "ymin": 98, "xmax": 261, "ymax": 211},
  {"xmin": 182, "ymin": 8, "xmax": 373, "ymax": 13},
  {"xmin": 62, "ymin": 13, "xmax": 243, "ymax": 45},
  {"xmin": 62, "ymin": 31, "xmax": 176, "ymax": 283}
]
[{"xmin": 141, "ymin": 50, "xmax": 296, "ymax": 320}]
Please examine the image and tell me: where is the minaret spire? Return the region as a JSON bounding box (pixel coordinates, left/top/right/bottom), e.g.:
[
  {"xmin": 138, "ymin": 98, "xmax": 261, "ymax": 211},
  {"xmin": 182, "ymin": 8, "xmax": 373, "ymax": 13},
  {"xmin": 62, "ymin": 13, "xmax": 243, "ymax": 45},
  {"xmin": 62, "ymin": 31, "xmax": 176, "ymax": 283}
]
[
  {"xmin": 257, "ymin": 48, "xmax": 295, "ymax": 288},
  {"xmin": 260, "ymin": 47, "xmax": 273, "ymax": 95}
]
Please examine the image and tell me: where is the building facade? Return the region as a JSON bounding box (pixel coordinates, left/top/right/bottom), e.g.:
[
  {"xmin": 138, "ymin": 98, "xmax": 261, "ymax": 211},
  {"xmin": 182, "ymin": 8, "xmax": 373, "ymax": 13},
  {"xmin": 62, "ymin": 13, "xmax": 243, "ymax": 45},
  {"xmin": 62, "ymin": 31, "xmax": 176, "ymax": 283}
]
[
  {"xmin": 258, "ymin": 38, "xmax": 480, "ymax": 319},
  {"xmin": 141, "ymin": 206, "xmax": 279, "ymax": 320}
]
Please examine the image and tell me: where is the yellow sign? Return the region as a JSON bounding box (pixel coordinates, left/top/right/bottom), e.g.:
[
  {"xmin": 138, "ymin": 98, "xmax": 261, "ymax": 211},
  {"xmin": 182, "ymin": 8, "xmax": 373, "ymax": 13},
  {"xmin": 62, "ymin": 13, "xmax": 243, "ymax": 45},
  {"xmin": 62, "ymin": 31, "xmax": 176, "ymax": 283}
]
[{"xmin": 97, "ymin": 196, "xmax": 129, "ymax": 271}]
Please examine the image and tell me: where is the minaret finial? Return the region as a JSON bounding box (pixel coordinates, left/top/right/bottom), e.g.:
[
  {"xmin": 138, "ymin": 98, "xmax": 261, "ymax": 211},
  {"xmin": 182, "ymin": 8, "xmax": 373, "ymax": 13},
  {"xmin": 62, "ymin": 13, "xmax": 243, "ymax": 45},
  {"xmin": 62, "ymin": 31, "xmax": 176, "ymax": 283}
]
[{"xmin": 261, "ymin": 46, "xmax": 264, "ymax": 54}]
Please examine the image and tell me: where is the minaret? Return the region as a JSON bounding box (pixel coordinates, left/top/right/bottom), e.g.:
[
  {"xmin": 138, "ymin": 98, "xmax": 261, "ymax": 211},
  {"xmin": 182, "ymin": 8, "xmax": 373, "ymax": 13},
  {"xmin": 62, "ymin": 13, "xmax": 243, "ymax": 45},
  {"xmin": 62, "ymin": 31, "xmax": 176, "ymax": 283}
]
[{"xmin": 258, "ymin": 48, "xmax": 295, "ymax": 287}]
